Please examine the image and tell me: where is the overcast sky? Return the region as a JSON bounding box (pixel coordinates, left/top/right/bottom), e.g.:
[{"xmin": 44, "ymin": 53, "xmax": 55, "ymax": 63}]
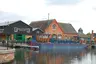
[{"xmin": 0, "ymin": 0, "xmax": 96, "ymax": 34}]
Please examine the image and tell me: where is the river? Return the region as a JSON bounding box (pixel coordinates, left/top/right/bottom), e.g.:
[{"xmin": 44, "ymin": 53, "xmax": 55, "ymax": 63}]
[{"xmin": 5, "ymin": 48, "xmax": 96, "ymax": 64}]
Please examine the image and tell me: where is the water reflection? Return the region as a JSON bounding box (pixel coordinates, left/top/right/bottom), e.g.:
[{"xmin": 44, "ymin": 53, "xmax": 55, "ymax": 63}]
[
  {"xmin": 14, "ymin": 48, "xmax": 34, "ymax": 64},
  {"xmin": 71, "ymin": 49, "xmax": 96, "ymax": 64},
  {"xmin": 6, "ymin": 48, "xmax": 96, "ymax": 64}
]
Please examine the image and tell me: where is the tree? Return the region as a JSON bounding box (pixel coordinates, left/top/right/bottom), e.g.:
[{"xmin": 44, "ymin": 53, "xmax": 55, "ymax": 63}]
[{"xmin": 86, "ymin": 32, "xmax": 91, "ymax": 37}]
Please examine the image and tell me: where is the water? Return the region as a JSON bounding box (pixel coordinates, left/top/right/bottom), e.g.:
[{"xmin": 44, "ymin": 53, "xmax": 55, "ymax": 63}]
[{"xmin": 5, "ymin": 48, "xmax": 96, "ymax": 64}]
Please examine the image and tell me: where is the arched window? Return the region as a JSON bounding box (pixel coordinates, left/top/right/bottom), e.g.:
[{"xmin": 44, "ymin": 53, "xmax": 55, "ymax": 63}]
[{"xmin": 52, "ymin": 34, "xmax": 57, "ymax": 39}]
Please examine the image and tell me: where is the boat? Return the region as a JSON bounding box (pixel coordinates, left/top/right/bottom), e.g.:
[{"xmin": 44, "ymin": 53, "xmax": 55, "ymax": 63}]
[
  {"xmin": 38, "ymin": 43, "xmax": 88, "ymax": 52},
  {"xmin": 0, "ymin": 47, "xmax": 15, "ymax": 63},
  {"xmin": 31, "ymin": 38, "xmax": 88, "ymax": 51}
]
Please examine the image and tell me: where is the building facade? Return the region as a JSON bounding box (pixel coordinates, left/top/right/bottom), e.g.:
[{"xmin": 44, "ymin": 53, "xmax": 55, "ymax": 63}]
[
  {"xmin": 29, "ymin": 19, "xmax": 78, "ymax": 42},
  {"xmin": 0, "ymin": 20, "xmax": 33, "ymax": 43},
  {"xmin": 78, "ymin": 28, "xmax": 90, "ymax": 43}
]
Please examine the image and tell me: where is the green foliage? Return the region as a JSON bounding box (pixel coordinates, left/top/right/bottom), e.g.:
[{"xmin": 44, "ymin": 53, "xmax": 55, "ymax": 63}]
[
  {"xmin": 86, "ymin": 32, "xmax": 91, "ymax": 37},
  {"xmin": 86, "ymin": 32, "xmax": 91, "ymax": 35}
]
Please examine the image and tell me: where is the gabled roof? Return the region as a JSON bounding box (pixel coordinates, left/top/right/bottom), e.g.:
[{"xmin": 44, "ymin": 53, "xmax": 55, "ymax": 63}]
[
  {"xmin": 29, "ymin": 19, "xmax": 54, "ymax": 31},
  {"xmin": 78, "ymin": 28, "xmax": 83, "ymax": 31},
  {"xmin": 58, "ymin": 23, "xmax": 77, "ymax": 34},
  {"xmin": 0, "ymin": 20, "xmax": 33, "ymax": 35},
  {"xmin": 32, "ymin": 28, "xmax": 43, "ymax": 32},
  {"xmin": 29, "ymin": 19, "xmax": 77, "ymax": 34}
]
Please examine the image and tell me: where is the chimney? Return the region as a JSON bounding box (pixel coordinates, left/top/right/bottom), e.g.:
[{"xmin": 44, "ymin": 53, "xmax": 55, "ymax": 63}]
[{"xmin": 92, "ymin": 30, "xmax": 94, "ymax": 35}]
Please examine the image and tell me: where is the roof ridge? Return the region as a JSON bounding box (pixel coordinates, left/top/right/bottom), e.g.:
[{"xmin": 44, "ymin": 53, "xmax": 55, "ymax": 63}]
[
  {"xmin": 0, "ymin": 20, "xmax": 21, "ymax": 26},
  {"xmin": 31, "ymin": 19, "xmax": 55, "ymax": 22},
  {"xmin": 29, "ymin": 19, "xmax": 55, "ymax": 31},
  {"xmin": 0, "ymin": 20, "xmax": 21, "ymax": 23},
  {"xmin": 58, "ymin": 22, "xmax": 71, "ymax": 24}
]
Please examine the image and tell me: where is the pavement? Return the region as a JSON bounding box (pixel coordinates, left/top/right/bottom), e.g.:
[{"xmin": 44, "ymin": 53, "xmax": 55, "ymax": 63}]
[
  {"xmin": 0, "ymin": 46, "xmax": 15, "ymax": 54},
  {"xmin": 0, "ymin": 46, "xmax": 8, "ymax": 50}
]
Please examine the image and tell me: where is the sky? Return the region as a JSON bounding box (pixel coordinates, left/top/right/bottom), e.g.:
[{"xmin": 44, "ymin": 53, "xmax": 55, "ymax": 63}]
[{"xmin": 0, "ymin": 0, "xmax": 96, "ymax": 34}]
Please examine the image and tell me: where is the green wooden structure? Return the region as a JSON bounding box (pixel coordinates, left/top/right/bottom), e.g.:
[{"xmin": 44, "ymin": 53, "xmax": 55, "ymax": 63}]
[{"xmin": 14, "ymin": 34, "xmax": 25, "ymax": 43}]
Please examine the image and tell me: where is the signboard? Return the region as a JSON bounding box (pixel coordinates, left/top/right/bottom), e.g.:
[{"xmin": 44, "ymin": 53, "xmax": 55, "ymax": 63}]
[{"xmin": 14, "ymin": 27, "xmax": 30, "ymax": 33}]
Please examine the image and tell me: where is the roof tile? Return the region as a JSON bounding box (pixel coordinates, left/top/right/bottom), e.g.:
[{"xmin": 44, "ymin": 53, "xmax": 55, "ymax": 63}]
[{"xmin": 58, "ymin": 23, "xmax": 77, "ymax": 34}]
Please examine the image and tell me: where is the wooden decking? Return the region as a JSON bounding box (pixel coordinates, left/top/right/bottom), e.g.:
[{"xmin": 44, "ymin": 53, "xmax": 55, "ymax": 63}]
[{"xmin": 11, "ymin": 43, "xmax": 39, "ymax": 50}]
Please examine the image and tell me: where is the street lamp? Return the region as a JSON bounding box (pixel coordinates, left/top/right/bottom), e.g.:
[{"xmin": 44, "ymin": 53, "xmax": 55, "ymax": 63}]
[{"xmin": 6, "ymin": 21, "xmax": 9, "ymax": 50}]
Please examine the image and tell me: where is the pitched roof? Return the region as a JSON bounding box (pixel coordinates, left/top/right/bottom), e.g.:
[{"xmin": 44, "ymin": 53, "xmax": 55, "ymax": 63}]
[
  {"xmin": 29, "ymin": 19, "xmax": 77, "ymax": 34},
  {"xmin": 29, "ymin": 19, "xmax": 54, "ymax": 31},
  {"xmin": 58, "ymin": 23, "xmax": 77, "ymax": 34},
  {"xmin": 78, "ymin": 28, "xmax": 83, "ymax": 31},
  {"xmin": 32, "ymin": 28, "xmax": 43, "ymax": 32},
  {"xmin": 3, "ymin": 20, "xmax": 33, "ymax": 35}
]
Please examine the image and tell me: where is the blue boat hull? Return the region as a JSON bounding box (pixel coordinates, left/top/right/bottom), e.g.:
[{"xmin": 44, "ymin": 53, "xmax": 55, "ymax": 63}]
[{"xmin": 39, "ymin": 43, "xmax": 88, "ymax": 52}]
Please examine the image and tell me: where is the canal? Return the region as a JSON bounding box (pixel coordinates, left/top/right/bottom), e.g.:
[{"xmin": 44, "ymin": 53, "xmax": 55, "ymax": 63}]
[{"xmin": 5, "ymin": 48, "xmax": 96, "ymax": 64}]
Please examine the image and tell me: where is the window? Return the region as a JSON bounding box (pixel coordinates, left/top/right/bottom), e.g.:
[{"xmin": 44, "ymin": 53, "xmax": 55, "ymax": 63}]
[
  {"xmin": 52, "ymin": 24, "xmax": 56, "ymax": 30},
  {"xmin": 36, "ymin": 31, "xmax": 39, "ymax": 34},
  {"xmin": 52, "ymin": 34, "xmax": 57, "ymax": 39},
  {"xmin": 16, "ymin": 34, "xmax": 22, "ymax": 40},
  {"xmin": 58, "ymin": 34, "xmax": 62, "ymax": 39},
  {"xmin": 45, "ymin": 32, "xmax": 50, "ymax": 34}
]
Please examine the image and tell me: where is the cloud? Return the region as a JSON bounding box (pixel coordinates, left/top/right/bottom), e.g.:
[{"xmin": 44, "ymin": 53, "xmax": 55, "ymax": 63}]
[
  {"xmin": 0, "ymin": 0, "xmax": 46, "ymax": 16},
  {"xmin": 0, "ymin": 0, "xmax": 96, "ymax": 34},
  {"xmin": 45, "ymin": 0, "xmax": 83, "ymax": 5},
  {"xmin": 0, "ymin": 11, "xmax": 26, "ymax": 22},
  {"xmin": 44, "ymin": 0, "xmax": 96, "ymax": 34}
]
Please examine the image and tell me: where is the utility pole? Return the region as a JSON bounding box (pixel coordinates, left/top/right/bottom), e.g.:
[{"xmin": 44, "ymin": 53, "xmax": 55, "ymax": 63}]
[{"xmin": 48, "ymin": 13, "xmax": 50, "ymax": 20}]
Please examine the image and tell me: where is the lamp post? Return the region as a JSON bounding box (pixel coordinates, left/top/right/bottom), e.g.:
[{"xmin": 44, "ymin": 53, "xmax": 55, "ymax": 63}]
[
  {"xmin": 6, "ymin": 21, "xmax": 9, "ymax": 50},
  {"xmin": 6, "ymin": 35, "xmax": 8, "ymax": 50}
]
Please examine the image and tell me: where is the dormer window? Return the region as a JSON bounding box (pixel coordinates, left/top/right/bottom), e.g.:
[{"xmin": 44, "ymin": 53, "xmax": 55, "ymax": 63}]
[{"xmin": 52, "ymin": 24, "xmax": 56, "ymax": 30}]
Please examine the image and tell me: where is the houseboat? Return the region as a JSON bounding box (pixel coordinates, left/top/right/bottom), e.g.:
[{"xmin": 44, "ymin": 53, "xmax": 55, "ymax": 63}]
[
  {"xmin": 31, "ymin": 35, "xmax": 88, "ymax": 51},
  {"xmin": 29, "ymin": 19, "xmax": 88, "ymax": 51},
  {"xmin": 39, "ymin": 41, "xmax": 87, "ymax": 51}
]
